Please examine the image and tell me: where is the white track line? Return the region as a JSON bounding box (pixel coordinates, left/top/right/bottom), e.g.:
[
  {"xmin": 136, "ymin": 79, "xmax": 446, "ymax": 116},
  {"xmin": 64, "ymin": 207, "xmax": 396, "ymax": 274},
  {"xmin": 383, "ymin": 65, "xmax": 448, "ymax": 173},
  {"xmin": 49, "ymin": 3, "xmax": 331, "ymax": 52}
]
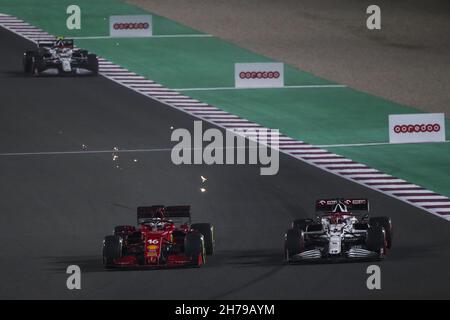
[
  {"xmin": 174, "ymin": 84, "xmax": 347, "ymax": 91},
  {"xmin": 71, "ymin": 34, "xmax": 213, "ymax": 40},
  {"xmin": 318, "ymin": 141, "xmax": 450, "ymax": 148},
  {"xmin": 0, "ymin": 149, "xmax": 172, "ymax": 156},
  {"xmin": 392, "ymin": 190, "xmax": 439, "ymax": 195},
  {"xmin": 0, "ymin": 146, "xmax": 260, "ymax": 157},
  {"xmin": 350, "ymin": 174, "xmax": 399, "ymax": 179}
]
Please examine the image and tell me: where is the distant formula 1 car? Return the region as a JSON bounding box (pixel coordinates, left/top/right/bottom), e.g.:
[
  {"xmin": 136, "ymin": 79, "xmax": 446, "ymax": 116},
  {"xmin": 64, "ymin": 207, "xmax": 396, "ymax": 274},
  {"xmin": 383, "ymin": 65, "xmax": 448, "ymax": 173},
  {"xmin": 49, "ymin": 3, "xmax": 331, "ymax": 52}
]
[
  {"xmin": 284, "ymin": 199, "xmax": 393, "ymax": 262},
  {"xmin": 23, "ymin": 38, "xmax": 98, "ymax": 76},
  {"xmin": 103, "ymin": 205, "xmax": 215, "ymax": 268}
]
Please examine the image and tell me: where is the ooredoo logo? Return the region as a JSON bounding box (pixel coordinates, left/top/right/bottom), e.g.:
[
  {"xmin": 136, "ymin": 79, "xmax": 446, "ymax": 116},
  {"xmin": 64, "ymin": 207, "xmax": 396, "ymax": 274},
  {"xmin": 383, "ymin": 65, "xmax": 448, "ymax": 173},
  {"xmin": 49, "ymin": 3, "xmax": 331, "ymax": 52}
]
[
  {"xmin": 393, "ymin": 123, "xmax": 441, "ymax": 134},
  {"xmin": 239, "ymin": 71, "xmax": 280, "ymax": 79},
  {"xmin": 113, "ymin": 22, "xmax": 149, "ymax": 30}
]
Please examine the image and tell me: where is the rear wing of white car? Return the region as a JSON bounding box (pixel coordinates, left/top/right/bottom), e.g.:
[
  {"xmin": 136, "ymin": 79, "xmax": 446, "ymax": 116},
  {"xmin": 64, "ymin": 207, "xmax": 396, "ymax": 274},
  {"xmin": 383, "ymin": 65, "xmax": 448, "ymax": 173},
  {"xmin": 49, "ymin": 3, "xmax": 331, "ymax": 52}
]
[
  {"xmin": 37, "ymin": 40, "xmax": 54, "ymax": 48},
  {"xmin": 37, "ymin": 39, "xmax": 74, "ymax": 48},
  {"xmin": 315, "ymin": 199, "xmax": 369, "ymax": 212}
]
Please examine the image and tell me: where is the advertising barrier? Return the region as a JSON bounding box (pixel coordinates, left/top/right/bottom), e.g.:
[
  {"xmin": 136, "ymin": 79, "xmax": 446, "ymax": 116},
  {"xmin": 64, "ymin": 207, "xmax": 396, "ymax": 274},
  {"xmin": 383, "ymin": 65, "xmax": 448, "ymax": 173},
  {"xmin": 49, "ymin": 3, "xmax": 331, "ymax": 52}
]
[
  {"xmin": 109, "ymin": 15, "xmax": 152, "ymax": 37},
  {"xmin": 389, "ymin": 113, "xmax": 445, "ymax": 143},
  {"xmin": 235, "ymin": 62, "xmax": 284, "ymax": 88}
]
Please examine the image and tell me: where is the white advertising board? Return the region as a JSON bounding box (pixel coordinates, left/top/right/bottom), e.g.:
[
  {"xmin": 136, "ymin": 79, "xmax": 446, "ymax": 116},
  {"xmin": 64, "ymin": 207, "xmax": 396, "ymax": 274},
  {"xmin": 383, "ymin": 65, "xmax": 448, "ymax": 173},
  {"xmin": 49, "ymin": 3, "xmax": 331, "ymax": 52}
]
[
  {"xmin": 109, "ymin": 15, "xmax": 152, "ymax": 37},
  {"xmin": 235, "ymin": 62, "xmax": 284, "ymax": 88},
  {"xmin": 389, "ymin": 113, "xmax": 445, "ymax": 143}
]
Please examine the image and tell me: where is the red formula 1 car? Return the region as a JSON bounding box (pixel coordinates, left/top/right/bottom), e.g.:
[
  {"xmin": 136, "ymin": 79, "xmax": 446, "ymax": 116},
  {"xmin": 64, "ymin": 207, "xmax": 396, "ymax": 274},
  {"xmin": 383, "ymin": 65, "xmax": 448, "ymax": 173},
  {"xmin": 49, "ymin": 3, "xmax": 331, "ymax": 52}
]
[{"xmin": 102, "ymin": 205, "xmax": 215, "ymax": 269}]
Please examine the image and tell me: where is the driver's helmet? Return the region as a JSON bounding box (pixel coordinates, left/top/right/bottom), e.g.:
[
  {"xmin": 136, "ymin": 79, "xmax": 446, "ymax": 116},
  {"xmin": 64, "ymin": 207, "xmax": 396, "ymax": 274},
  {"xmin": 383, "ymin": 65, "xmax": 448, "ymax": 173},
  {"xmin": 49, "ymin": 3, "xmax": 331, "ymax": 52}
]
[
  {"xmin": 329, "ymin": 213, "xmax": 345, "ymax": 224},
  {"xmin": 329, "ymin": 202, "xmax": 348, "ymax": 224},
  {"xmin": 148, "ymin": 218, "xmax": 165, "ymax": 231}
]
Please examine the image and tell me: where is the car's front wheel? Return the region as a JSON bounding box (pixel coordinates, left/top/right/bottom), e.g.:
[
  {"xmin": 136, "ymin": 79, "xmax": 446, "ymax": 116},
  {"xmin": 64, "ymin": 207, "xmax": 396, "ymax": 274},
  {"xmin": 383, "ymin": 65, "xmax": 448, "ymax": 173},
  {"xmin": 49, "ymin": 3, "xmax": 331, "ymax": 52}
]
[
  {"xmin": 369, "ymin": 216, "xmax": 393, "ymax": 249},
  {"xmin": 103, "ymin": 235, "xmax": 123, "ymax": 267},
  {"xmin": 285, "ymin": 228, "xmax": 305, "ymax": 262},
  {"xmin": 184, "ymin": 232, "xmax": 206, "ymax": 267},
  {"xmin": 191, "ymin": 223, "xmax": 214, "ymax": 255},
  {"xmin": 366, "ymin": 226, "xmax": 386, "ymax": 258}
]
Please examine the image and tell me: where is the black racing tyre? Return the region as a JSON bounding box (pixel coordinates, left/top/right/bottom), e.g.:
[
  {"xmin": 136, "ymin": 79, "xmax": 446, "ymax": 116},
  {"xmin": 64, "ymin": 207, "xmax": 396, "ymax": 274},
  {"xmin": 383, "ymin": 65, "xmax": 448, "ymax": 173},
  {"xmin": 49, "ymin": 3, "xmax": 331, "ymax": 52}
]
[
  {"xmin": 369, "ymin": 217, "xmax": 393, "ymax": 249},
  {"xmin": 23, "ymin": 51, "xmax": 35, "ymax": 74},
  {"xmin": 160, "ymin": 244, "xmax": 170, "ymax": 265},
  {"xmin": 126, "ymin": 231, "xmax": 143, "ymax": 245},
  {"xmin": 353, "ymin": 222, "xmax": 369, "ymax": 231},
  {"xmin": 113, "ymin": 225, "xmax": 136, "ymax": 236},
  {"xmin": 30, "ymin": 55, "xmax": 44, "ymax": 77},
  {"xmin": 292, "ymin": 218, "xmax": 314, "ymax": 231},
  {"xmin": 184, "ymin": 232, "xmax": 205, "ymax": 266},
  {"xmin": 87, "ymin": 54, "xmax": 98, "ymax": 75},
  {"xmin": 103, "ymin": 235, "xmax": 123, "ymax": 267},
  {"xmin": 191, "ymin": 223, "xmax": 214, "ymax": 255},
  {"xmin": 285, "ymin": 228, "xmax": 304, "ymax": 261},
  {"xmin": 306, "ymin": 224, "xmax": 323, "ymax": 232},
  {"xmin": 366, "ymin": 226, "xmax": 386, "ymax": 255}
]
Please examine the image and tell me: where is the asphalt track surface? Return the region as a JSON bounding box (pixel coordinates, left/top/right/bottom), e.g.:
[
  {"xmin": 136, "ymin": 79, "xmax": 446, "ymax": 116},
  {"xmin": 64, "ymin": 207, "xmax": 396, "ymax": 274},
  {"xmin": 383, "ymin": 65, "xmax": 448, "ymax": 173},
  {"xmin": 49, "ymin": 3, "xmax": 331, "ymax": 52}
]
[{"xmin": 0, "ymin": 27, "xmax": 449, "ymax": 299}]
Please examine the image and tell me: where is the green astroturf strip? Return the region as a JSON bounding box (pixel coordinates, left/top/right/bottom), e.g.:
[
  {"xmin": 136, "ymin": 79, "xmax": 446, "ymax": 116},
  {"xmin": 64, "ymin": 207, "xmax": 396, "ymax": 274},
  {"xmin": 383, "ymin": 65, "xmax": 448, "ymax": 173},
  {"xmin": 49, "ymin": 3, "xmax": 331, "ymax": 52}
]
[
  {"xmin": 184, "ymin": 87, "xmax": 450, "ymax": 145},
  {"xmin": 1, "ymin": 0, "xmax": 449, "ymax": 197},
  {"xmin": 0, "ymin": 0, "xmax": 202, "ymax": 36},
  {"xmin": 75, "ymin": 37, "xmax": 333, "ymax": 89},
  {"xmin": 326, "ymin": 143, "xmax": 450, "ymax": 198}
]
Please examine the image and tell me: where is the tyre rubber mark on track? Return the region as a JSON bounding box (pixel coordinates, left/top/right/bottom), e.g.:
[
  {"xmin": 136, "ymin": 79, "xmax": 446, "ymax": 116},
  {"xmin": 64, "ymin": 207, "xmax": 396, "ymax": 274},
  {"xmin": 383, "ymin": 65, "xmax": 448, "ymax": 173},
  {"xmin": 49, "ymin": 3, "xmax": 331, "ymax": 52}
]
[{"xmin": 1, "ymin": 14, "xmax": 448, "ymax": 221}]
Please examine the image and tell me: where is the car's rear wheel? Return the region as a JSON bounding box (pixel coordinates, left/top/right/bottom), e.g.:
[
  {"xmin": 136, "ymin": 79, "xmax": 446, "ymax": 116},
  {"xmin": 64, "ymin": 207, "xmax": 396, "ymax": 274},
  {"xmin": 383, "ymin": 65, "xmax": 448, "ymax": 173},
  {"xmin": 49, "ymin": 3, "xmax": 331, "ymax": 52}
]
[
  {"xmin": 113, "ymin": 225, "xmax": 136, "ymax": 236},
  {"xmin": 191, "ymin": 223, "xmax": 214, "ymax": 255},
  {"xmin": 292, "ymin": 218, "xmax": 314, "ymax": 231},
  {"xmin": 184, "ymin": 232, "xmax": 205, "ymax": 267},
  {"xmin": 285, "ymin": 228, "xmax": 305, "ymax": 262},
  {"xmin": 87, "ymin": 54, "xmax": 98, "ymax": 75},
  {"xmin": 23, "ymin": 51, "xmax": 35, "ymax": 74},
  {"xmin": 103, "ymin": 235, "xmax": 123, "ymax": 267},
  {"xmin": 30, "ymin": 56, "xmax": 43, "ymax": 77}
]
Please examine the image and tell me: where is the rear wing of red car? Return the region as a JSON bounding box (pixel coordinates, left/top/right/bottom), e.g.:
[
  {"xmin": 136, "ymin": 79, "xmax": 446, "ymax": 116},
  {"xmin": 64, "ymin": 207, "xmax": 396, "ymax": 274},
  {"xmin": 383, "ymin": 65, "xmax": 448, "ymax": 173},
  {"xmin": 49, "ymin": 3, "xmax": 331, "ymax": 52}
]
[
  {"xmin": 165, "ymin": 206, "xmax": 191, "ymax": 218},
  {"xmin": 315, "ymin": 199, "xmax": 369, "ymax": 212},
  {"xmin": 137, "ymin": 205, "xmax": 191, "ymax": 223}
]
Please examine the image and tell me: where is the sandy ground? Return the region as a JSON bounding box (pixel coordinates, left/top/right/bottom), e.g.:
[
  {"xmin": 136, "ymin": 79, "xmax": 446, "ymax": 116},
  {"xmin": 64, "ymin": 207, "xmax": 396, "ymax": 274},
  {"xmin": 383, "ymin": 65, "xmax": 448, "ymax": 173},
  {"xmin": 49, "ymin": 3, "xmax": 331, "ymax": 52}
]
[{"xmin": 129, "ymin": 0, "xmax": 450, "ymax": 117}]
